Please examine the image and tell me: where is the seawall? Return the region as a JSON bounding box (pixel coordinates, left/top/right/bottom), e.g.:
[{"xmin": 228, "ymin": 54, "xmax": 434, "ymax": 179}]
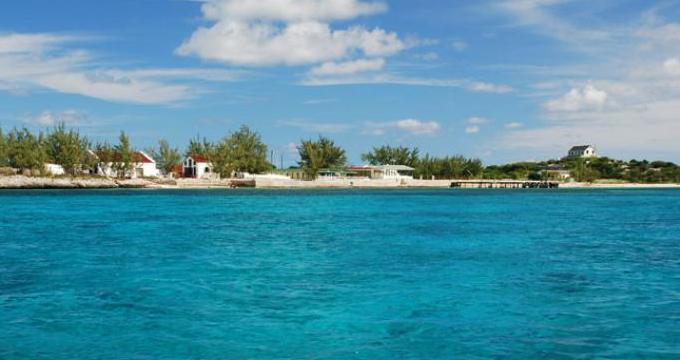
[
  {"xmin": 0, "ymin": 176, "xmax": 161, "ymax": 189},
  {"xmin": 253, "ymin": 178, "xmax": 452, "ymax": 188}
]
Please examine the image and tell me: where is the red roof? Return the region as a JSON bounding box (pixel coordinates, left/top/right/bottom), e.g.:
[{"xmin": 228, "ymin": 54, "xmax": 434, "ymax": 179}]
[
  {"xmin": 137, "ymin": 152, "xmax": 154, "ymax": 164},
  {"xmin": 189, "ymin": 154, "xmax": 209, "ymax": 163},
  {"xmin": 94, "ymin": 151, "xmax": 154, "ymax": 163}
]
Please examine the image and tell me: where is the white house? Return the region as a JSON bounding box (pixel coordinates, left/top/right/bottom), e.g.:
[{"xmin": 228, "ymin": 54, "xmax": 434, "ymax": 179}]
[
  {"xmin": 182, "ymin": 155, "xmax": 216, "ymax": 179},
  {"xmin": 539, "ymin": 164, "xmax": 572, "ymax": 181},
  {"xmin": 568, "ymin": 145, "xmax": 597, "ymax": 158},
  {"xmin": 44, "ymin": 163, "xmax": 65, "ymax": 176},
  {"xmin": 134, "ymin": 151, "xmax": 160, "ymax": 178},
  {"xmin": 347, "ymin": 165, "xmax": 415, "ymax": 180},
  {"xmin": 91, "ymin": 150, "xmax": 160, "ymax": 178}
]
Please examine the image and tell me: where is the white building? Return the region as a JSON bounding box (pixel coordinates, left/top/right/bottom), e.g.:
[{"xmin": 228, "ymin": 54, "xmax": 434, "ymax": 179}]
[
  {"xmin": 44, "ymin": 163, "xmax": 65, "ymax": 176},
  {"xmin": 91, "ymin": 150, "xmax": 160, "ymax": 178},
  {"xmin": 182, "ymin": 155, "xmax": 216, "ymax": 179},
  {"xmin": 539, "ymin": 164, "xmax": 572, "ymax": 181},
  {"xmin": 348, "ymin": 165, "xmax": 415, "ymax": 180},
  {"xmin": 567, "ymin": 145, "xmax": 597, "ymax": 158}
]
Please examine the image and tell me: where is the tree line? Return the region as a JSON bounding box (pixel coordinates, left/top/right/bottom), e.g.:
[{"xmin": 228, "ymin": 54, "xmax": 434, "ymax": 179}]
[
  {"xmin": 0, "ymin": 126, "xmax": 485, "ymax": 180},
  {"xmin": 484, "ymin": 157, "xmax": 680, "ymax": 183},
  {"xmin": 5, "ymin": 123, "xmax": 677, "ymax": 183},
  {"xmin": 0, "ymin": 124, "xmax": 273, "ymax": 178},
  {"xmin": 294, "ymin": 141, "xmax": 484, "ymax": 179},
  {"xmin": 0, "ymin": 124, "xmax": 95, "ymax": 175}
]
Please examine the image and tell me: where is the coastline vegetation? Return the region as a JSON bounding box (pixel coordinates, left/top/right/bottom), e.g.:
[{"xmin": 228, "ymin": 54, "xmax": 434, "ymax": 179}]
[
  {"xmin": 1, "ymin": 124, "xmax": 680, "ymax": 183},
  {"xmin": 180, "ymin": 125, "xmax": 272, "ymax": 177},
  {"xmin": 297, "ymin": 136, "xmax": 347, "ymax": 179},
  {"xmin": 362, "ymin": 145, "xmax": 483, "ymax": 179}
]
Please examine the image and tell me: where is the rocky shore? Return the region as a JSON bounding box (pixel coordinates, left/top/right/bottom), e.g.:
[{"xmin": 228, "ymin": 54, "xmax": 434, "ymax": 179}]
[{"xmin": 0, "ymin": 175, "xmax": 164, "ymax": 189}]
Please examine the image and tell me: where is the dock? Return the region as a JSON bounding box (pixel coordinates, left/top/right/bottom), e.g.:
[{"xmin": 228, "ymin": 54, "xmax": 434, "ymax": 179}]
[{"xmin": 450, "ymin": 180, "xmax": 559, "ymax": 189}]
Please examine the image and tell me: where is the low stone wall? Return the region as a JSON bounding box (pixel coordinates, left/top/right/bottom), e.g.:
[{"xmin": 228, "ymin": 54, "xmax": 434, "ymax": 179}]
[
  {"xmin": 175, "ymin": 178, "xmax": 237, "ymax": 188},
  {"xmin": 254, "ymin": 177, "xmax": 452, "ymax": 188},
  {"xmin": 0, "ymin": 176, "xmax": 160, "ymax": 189}
]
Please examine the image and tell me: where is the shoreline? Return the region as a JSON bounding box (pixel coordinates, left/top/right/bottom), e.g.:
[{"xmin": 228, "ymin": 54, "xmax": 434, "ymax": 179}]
[{"xmin": 1, "ymin": 175, "xmax": 680, "ymax": 190}]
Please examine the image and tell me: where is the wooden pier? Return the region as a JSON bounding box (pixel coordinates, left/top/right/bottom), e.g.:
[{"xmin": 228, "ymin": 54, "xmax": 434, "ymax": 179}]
[{"xmin": 450, "ymin": 180, "xmax": 559, "ymax": 189}]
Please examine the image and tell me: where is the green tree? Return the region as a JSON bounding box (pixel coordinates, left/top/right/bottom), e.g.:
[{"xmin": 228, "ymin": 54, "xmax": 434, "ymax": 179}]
[
  {"xmin": 146, "ymin": 139, "xmax": 182, "ymax": 175},
  {"xmin": 298, "ymin": 140, "xmax": 324, "ymax": 179},
  {"xmin": 297, "ymin": 136, "xmax": 346, "ymax": 179},
  {"xmin": 185, "ymin": 135, "xmax": 213, "ymax": 158},
  {"xmin": 6, "ymin": 127, "xmax": 47, "ymax": 173},
  {"xmin": 318, "ymin": 136, "xmax": 347, "ymax": 169},
  {"xmin": 114, "ymin": 131, "xmax": 134, "ymax": 178},
  {"xmin": 463, "ymin": 158, "xmax": 484, "ymax": 178},
  {"xmin": 0, "ymin": 127, "xmax": 7, "ymax": 167},
  {"xmin": 225, "ymin": 125, "xmax": 271, "ymax": 174},
  {"xmin": 208, "ymin": 140, "xmax": 233, "ymax": 178},
  {"xmin": 45, "ymin": 123, "xmax": 89, "ymax": 175},
  {"xmin": 362, "ymin": 145, "xmax": 420, "ymax": 167}
]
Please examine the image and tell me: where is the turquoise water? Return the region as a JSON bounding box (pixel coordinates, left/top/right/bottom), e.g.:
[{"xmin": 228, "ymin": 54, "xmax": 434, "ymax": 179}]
[{"xmin": 1, "ymin": 189, "xmax": 680, "ymax": 359}]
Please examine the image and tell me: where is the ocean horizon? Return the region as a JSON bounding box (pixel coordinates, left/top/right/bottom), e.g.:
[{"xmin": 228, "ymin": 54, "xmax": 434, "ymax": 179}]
[{"xmin": 2, "ymin": 188, "xmax": 680, "ymax": 359}]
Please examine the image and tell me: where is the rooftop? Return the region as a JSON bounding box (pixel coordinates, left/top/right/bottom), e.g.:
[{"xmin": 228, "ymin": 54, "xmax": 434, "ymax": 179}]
[{"xmin": 569, "ymin": 145, "xmax": 594, "ymax": 152}]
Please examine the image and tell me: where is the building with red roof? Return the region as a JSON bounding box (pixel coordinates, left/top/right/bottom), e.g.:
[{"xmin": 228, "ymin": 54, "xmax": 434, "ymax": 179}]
[
  {"xmin": 90, "ymin": 150, "xmax": 160, "ymax": 178},
  {"xmin": 182, "ymin": 155, "xmax": 216, "ymax": 179}
]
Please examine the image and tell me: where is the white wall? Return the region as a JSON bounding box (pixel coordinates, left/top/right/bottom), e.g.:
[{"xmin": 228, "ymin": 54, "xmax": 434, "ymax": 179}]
[{"xmin": 45, "ymin": 164, "xmax": 65, "ymax": 176}]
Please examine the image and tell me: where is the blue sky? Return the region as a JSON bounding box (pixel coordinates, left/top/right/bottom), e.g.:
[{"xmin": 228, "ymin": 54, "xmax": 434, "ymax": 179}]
[{"xmin": 1, "ymin": 0, "xmax": 680, "ymax": 166}]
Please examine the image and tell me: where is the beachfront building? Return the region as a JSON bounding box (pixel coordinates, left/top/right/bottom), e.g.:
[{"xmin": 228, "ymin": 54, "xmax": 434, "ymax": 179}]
[
  {"xmin": 567, "ymin": 145, "xmax": 597, "ymax": 158},
  {"xmin": 91, "ymin": 150, "xmax": 160, "ymax": 178},
  {"xmin": 182, "ymin": 155, "xmax": 216, "ymax": 179},
  {"xmin": 276, "ymin": 168, "xmax": 343, "ymax": 180},
  {"xmin": 44, "ymin": 163, "xmax": 65, "ymax": 176},
  {"xmin": 539, "ymin": 164, "xmax": 572, "ymax": 181},
  {"xmin": 347, "ymin": 165, "xmax": 415, "ymax": 180}
]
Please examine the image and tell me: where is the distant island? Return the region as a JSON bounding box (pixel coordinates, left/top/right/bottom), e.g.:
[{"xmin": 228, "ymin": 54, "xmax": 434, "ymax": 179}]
[{"xmin": 1, "ymin": 123, "xmax": 680, "ymax": 189}]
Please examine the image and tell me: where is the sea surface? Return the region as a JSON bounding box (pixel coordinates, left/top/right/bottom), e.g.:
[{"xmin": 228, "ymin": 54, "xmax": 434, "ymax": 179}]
[{"xmin": 1, "ymin": 189, "xmax": 680, "ymax": 360}]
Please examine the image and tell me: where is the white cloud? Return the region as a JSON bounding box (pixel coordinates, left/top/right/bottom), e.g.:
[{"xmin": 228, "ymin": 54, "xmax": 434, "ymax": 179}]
[
  {"xmin": 177, "ymin": 0, "xmax": 407, "ymax": 66},
  {"xmin": 415, "ymin": 52, "xmax": 439, "ymax": 60},
  {"xmin": 301, "ymin": 73, "xmax": 514, "ymax": 93},
  {"xmin": 663, "ymin": 58, "xmax": 680, "ymax": 76},
  {"xmin": 544, "ymin": 83, "xmax": 608, "ymax": 112},
  {"xmin": 396, "ymin": 119, "xmax": 440, "ymax": 135},
  {"xmin": 452, "ymin": 40, "xmax": 468, "ymax": 52},
  {"xmin": 505, "ymin": 122, "xmax": 523, "ymax": 129},
  {"xmin": 23, "ymin": 109, "xmax": 90, "ymax": 126},
  {"xmin": 39, "ymin": 72, "xmax": 194, "ymax": 106},
  {"xmin": 278, "ymin": 120, "xmax": 351, "ymax": 133},
  {"xmin": 465, "ymin": 125, "xmax": 480, "ymax": 134},
  {"xmin": 303, "ymin": 98, "xmax": 335, "ymax": 105},
  {"xmin": 496, "ymin": 0, "xmax": 612, "ymax": 46},
  {"xmin": 283, "ymin": 142, "xmax": 299, "ymax": 154},
  {"xmin": 467, "ymin": 116, "xmax": 489, "ymax": 124},
  {"xmin": 470, "ymin": 82, "xmax": 514, "ymax": 93},
  {"xmin": 465, "ymin": 117, "xmax": 487, "ymax": 133},
  {"xmin": 201, "ymin": 0, "xmax": 387, "ymax": 22},
  {"xmin": 360, "ymin": 123, "xmax": 388, "ymax": 136},
  {"xmin": 0, "ymin": 33, "xmax": 76, "ymax": 54},
  {"xmin": 0, "ymin": 33, "xmax": 237, "ymax": 105},
  {"xmin": 485, "ymin": 4, "xmax": 680, "ymax": 159},
  {"xmin": 310, "ymin": 58, "xmax": 385, "ymax": 76},
  {"xmin": 186, "ymin": 1, "xmax": 515, "ymax": 94},
  {"xmin": 361, "ymin": 118, "xmax": 440, "ymax": 136}
]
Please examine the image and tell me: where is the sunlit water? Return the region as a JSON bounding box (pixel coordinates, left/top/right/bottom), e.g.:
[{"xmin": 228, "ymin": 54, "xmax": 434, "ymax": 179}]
[{"xmin": 2, "ymin": 189, "xmax": 680, "ymax": 359}]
